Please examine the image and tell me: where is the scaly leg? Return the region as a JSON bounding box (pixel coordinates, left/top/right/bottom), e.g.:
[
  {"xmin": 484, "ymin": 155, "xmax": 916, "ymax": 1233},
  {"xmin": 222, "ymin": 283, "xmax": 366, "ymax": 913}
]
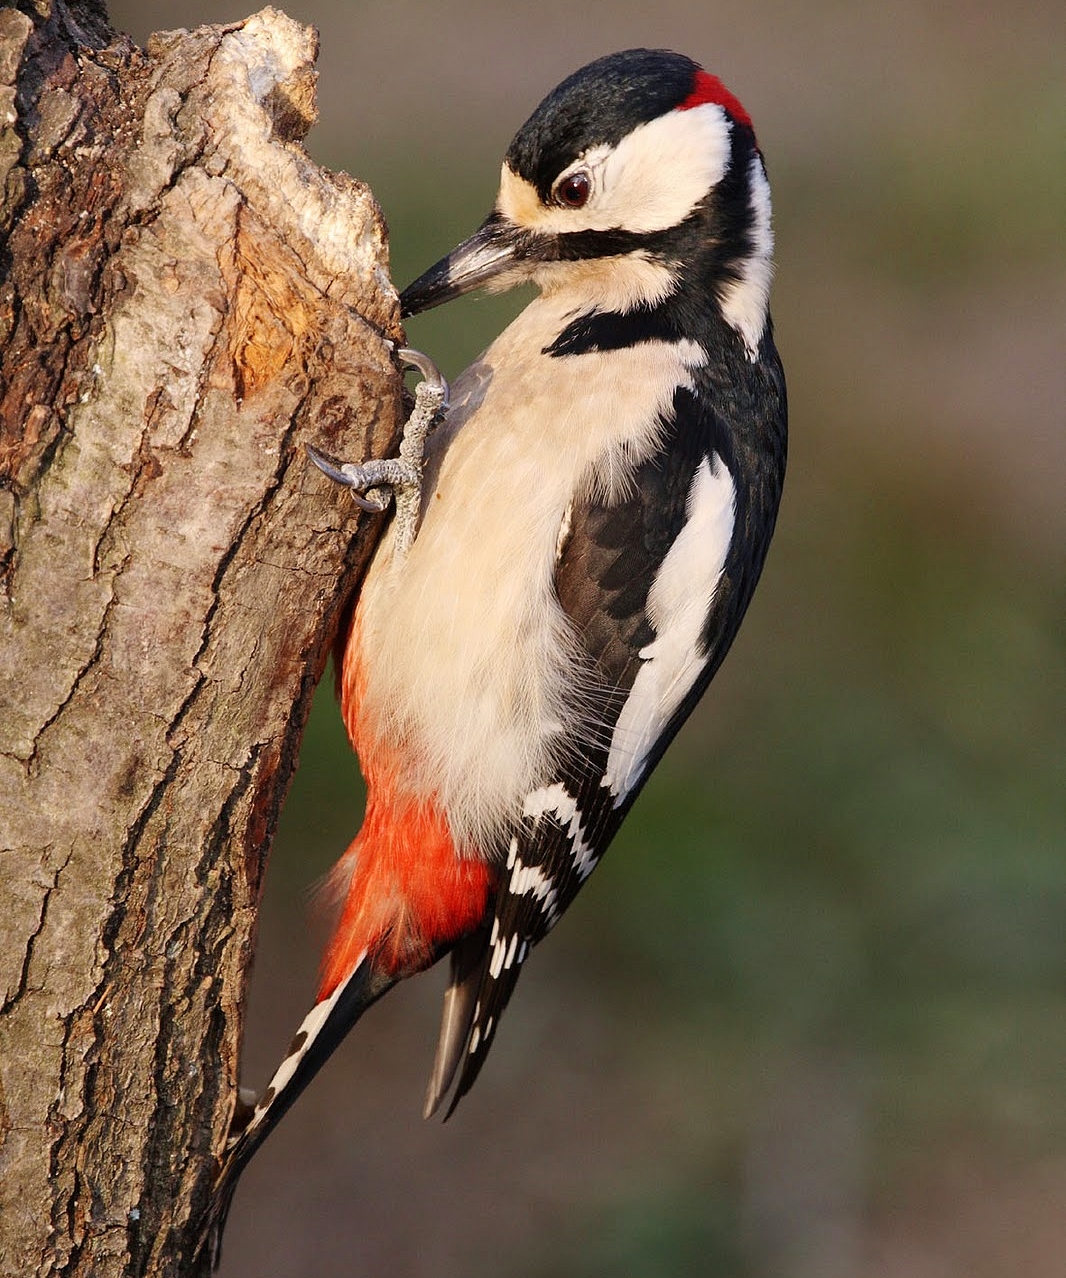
[{"xmin": 307, "ymin": 347, "xmax": 448, "ymax": 558}]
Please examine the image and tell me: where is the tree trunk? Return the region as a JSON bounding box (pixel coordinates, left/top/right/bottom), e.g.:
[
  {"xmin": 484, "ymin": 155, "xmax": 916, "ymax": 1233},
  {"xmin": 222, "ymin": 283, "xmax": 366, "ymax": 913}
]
[{"xmin": 0, "ymin": 4, "xmax": 401, "ymax": 1274}]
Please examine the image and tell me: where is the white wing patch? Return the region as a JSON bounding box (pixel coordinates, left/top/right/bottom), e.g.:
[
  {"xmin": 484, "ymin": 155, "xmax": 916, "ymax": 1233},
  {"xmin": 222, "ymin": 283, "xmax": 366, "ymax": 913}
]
[
  {"xmin": 487, "ymin": 783, "xmax": 597, "ymax": 980},
  {"xmin": 523, "ymin": 782, "xmax": 598, "ymax": 881},
  {"xmin": 603, "ymin": 454, "xmax": 736, "ymax": 803},
  {"xmin": 502, "ymin": 833, "xmax": 559, "ymax": 932}
]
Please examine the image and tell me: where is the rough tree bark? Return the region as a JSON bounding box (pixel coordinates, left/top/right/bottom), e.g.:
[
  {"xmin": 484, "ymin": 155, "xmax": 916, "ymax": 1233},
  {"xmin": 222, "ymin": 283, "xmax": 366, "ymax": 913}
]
[{"xmin": 0, "ymin": 3, "xmax": 402, "ymax": 1274}]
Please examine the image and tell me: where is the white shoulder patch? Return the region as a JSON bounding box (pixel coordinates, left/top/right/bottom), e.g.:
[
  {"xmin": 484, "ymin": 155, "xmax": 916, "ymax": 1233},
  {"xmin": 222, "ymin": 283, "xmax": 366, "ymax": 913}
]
[
  {"xmin": 603, "ymin": 454, "xmax": 736, "ymax": 802},
  {"xmin": 718, "ymin": 155, "xmax": 774, "ymax": 358}
]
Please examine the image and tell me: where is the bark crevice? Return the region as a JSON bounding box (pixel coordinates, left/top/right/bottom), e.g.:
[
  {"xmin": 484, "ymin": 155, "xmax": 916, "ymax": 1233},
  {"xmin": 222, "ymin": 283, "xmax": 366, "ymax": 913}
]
[{"xmin": 0, "ymin": 5, "xmax": 401, "ymax": 1274}]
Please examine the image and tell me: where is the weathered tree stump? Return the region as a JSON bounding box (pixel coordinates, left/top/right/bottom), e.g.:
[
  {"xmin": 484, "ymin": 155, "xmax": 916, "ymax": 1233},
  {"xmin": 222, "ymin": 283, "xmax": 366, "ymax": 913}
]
[{"xmin": 0, "ymin": 3, "xmax": 401, "ymax": 1273}]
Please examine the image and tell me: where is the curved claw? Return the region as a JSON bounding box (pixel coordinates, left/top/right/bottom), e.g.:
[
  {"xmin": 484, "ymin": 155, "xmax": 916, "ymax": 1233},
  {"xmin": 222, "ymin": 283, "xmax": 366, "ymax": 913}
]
[
  {"xmin": 305, "ymin": 443, "xmax": 350, "ymax": 485},
  {"xmin": 307, "ymin": 347, "xmax": 443, "ymax": 554},
  {"xmin": 305, "ymin": 444, "xmax": 388, "ymax": 512},
  {"xmin": 398, "ymin": 346, "xmax": 449, "ymax": 409}
]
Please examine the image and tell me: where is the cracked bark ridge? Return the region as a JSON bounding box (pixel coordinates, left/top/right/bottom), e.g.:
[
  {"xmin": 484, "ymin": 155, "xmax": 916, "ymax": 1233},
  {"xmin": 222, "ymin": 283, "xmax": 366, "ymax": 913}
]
[{"xmin": 0, "ymin": 3, "xmax": 403, "ymax": 1275}]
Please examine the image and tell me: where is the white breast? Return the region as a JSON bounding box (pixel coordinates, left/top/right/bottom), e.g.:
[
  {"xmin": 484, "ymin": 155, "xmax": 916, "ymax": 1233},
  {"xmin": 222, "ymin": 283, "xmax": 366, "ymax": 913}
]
[{"xmin": 354, "ymin": 293, "xmax": 704, "ymax": 853}]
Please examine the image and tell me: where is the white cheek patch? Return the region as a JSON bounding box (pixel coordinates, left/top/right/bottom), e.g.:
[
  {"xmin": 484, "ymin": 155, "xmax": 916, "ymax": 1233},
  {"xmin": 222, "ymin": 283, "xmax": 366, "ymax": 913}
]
[
  {"xmin": 603, "ymin": 453, "xmax": 736, "ymax": 802},
  {"xmin": 497, "ymin": 103, "xmax": 732, "ymax": 237}
]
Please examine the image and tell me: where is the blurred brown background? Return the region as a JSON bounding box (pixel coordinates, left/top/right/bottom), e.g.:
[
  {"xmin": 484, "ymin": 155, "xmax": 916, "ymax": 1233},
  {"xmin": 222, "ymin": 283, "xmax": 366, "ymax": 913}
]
[{"xmin": 108, "ymin": 2, "xmax": 1065, "ymax": 1274}]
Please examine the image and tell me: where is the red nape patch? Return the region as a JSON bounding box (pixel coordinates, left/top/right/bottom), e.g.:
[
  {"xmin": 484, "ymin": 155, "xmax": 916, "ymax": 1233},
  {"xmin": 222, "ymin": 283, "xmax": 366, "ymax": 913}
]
[{"xmin": 680, "ymin": 70, "xmax": 753, "ymax": 128}]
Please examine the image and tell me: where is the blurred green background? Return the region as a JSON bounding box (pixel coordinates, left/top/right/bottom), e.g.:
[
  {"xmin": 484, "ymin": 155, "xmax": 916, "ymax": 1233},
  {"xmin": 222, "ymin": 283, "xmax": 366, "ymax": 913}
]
[{"xmin": 112, "ymin": 2, "xmax": 1064, "ymax": 1274}]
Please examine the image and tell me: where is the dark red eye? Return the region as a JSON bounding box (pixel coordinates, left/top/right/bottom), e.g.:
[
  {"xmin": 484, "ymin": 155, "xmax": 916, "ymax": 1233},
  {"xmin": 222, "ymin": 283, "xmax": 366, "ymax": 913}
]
[{"xmin": 555, "ymin": 171, "xmax": 591, "ymax": 208}]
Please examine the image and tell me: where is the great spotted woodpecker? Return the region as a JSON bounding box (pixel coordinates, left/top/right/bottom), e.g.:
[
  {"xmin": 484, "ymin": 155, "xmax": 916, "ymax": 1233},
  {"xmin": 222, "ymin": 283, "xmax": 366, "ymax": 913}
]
[{"xmin": 208, "ymin": 46, "xmax": 786, "ymax": 1235}]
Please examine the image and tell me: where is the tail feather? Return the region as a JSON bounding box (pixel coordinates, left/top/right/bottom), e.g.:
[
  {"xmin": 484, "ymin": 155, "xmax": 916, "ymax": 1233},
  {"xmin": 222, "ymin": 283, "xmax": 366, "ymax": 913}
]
[
  {"xmin": 422, "ymin": 927, "xmax": 490, "ymax": 1118},
  {"xmin": 197, "ymin": 953, "xmax": 397, "ymax": 1267}
]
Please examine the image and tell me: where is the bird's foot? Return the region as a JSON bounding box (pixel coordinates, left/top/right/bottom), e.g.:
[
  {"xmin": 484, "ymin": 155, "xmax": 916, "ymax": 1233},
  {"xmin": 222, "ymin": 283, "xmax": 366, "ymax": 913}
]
[{"xmin": 307, "ymin": 347, "xmax": 448, "ymax": 556}]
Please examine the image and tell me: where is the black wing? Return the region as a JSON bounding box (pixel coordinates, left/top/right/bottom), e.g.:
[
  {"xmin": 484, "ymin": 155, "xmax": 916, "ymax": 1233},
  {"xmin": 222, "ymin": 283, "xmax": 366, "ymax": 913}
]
[{"xmin": 429, "ymin": 346, "xmax": 786, "ymax": 1116}]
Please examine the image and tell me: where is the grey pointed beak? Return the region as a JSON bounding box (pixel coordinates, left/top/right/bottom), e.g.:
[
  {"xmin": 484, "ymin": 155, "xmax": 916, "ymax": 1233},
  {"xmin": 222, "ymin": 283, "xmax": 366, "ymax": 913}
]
[{"xmin": 400, "ymin": 212, "xmax": 528, "ymax": 318}]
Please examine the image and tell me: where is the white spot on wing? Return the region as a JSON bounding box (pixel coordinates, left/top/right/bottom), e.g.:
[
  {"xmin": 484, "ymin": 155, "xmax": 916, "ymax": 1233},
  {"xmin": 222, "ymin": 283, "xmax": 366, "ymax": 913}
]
[
  {"xmin": 555, "ymin": 500, "xmax": 574, "ymax": 565},
  {"xmin": 719, "ymin": 155, "xmax": 774, "ymax": 358},
  {"xmin": 523, "ymin": 783, "xmax": 598, "ymax": 881},
  {"xmin": 523, "ymin": 782, "xmax": 578, "ymax": 823},
  {"xmin": 489, "ymin": 934, "xmax": 506, "ymax": 978},
  {"xmin": 604, "ymin": 454, "xmax": 736, "ymax": 801},
  {"xmin": 508, "ymin": 857, "xmax": 559, "ymax": 923}
]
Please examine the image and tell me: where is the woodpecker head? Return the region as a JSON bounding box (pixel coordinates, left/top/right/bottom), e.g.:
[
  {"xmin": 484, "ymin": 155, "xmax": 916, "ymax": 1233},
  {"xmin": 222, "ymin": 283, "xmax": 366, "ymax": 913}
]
[{"xmin": 401, "ymin": 49, "xmax": 774, "ymax": 355}]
